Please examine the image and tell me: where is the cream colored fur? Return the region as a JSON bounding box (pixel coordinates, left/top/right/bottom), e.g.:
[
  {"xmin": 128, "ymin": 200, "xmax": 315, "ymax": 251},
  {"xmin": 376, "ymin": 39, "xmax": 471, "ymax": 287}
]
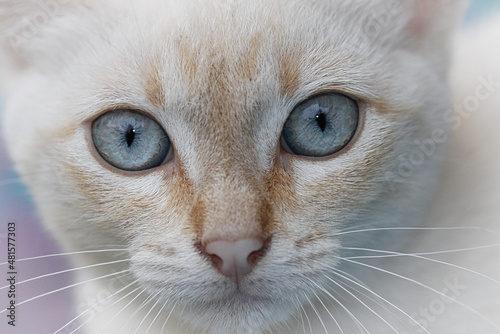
[{"xmin": 1, "ymin": 0, "xmax": 499, "ymax": 333}]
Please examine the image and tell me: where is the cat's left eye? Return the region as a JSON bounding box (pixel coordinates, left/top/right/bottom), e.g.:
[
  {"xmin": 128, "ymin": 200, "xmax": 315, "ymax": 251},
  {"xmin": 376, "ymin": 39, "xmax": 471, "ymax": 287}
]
[
  {"xmin": 91, "ymin": 109, "xmax": 172, "ymax": 171},
  {"xmin": 281, "ymin": 93, "xmax": 359, "ymax": 157}
]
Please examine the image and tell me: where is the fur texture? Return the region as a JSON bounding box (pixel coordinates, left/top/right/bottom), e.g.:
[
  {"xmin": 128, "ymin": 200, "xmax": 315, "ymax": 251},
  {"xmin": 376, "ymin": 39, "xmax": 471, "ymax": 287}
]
[{"xmin": 1, "ymin": 0, "xmax": 499, "ymax": 333}]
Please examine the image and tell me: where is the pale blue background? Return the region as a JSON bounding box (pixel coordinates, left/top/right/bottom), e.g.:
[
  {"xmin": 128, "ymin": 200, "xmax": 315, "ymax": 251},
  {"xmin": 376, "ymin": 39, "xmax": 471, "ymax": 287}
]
[{"xmin": 0, "ymin": 1, "xmax": 499, "ymax": 333}]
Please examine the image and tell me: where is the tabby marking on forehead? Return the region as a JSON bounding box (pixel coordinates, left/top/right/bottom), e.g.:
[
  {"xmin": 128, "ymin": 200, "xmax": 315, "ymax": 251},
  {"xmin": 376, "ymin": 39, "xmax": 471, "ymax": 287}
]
[
  {"xmin": 176, "ymin": 35, "xmax": 199, "ymax": 84},
  {"xmin": 143, "ymin": 60, "xmax": 165, "ymax": 107},
  {"xmin": 279, "ymin": 51, "xmax": 301, "ymax": 97}
]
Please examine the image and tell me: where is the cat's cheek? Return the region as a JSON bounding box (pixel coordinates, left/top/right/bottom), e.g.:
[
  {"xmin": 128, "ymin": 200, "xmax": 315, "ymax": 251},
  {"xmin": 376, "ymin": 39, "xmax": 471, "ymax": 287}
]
[{"xmin": 31, "ymin": 128, "xmax": 171, "ymax": 244}]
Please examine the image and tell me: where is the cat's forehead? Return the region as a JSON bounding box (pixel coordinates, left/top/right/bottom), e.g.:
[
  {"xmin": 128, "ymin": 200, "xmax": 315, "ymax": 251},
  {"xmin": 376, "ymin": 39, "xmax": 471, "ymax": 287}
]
[
  {"xmin": 78, "ymin": 1, "xmax": 383, "ymax": 163},
  {"xmin": 88, "ymin": 0, "xmax": 395, "ymax": 90},
  {"xmin": 64, "ymin": 0, "xmax": 442, "ymax": 182},
  {"xmin": 86, "ymin": 0, "xmax": 387, "ymax": 118}
]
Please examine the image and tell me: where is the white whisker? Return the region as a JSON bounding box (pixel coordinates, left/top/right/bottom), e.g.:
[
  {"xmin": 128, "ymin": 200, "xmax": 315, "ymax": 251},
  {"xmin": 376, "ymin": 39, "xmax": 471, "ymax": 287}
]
[
  {"xmin": 295, "ymin": 295, "xmax": 313, "ymax": 334},
  {"xmin": 160, "ymin": 301, "xmax": 177, "ymax": 334},
  {"xmin": 344, "ymin": 246, "xmax": 500, "ymax": 285},
  {"xmin": 53, "ymin": 279, "xmax": 138, "ymax": 334},
  {"xmin": 329, "ymin": 268, "xmax": 425, "ymax": 333},
  {"xmin": 145, "ymin": 299, "xmax": 168, "ymax": 334},
  {"xmin": 323, "ymin": 274, "xmax": 400, "ymax": 333},
  {"xmin": 133, "ymin": 292, "xmax": 164, "ymax": 334},
  {"xmin": 283, "ymin": 316, "xmax": 294, "ymax": 334},
  {"xmin": 118, "ymin": 291, "xmax": 160, "ymax": 332},
  {"xmin": 175, "ymin": 303, "xmax": 189, "ymax": 333},
  {"xmin": 338, "ymin": 256, "xmax": 500, "ymax": 331},
  {"xmin": 333, "ymin": 226, "xmax": 498, "ymax": 237},
  {"xmin": 0, "ymin": 269, "xmax": 130, "ymax": 315},
  {"xmin": 312, "ymin": 288, "xmax": 344, "ymax": 334},
  {"xmin": 346, "ymin": 243, "xmax": 500, "ymax": 259},
  {"xmin": 294, "ymin": 296, "xmax": 307, "ymax": 334},
  {"xmin": 307, "ymin": 277, "xmax": 370, "ymax": 334},
  {"xmin": 101, "ymin": 288, "xmax": 147, "ymax": 332},
  {"xmin": 0, "ymin": 248, "xmax": 128, "ymax": 266},
  {"xmin": 333, "ymin": 272, "xmax": 411, "ymax": 332},
  {"xmin": 304, "ymin": 291, "xmax": 329, "ymax": 334},
  {"xmin": 71, "ymin": 284, "xmax": 142, "ymax": 334},
  {"xmin": 286, "ymin": 300, "xmax": 306, "ymax": 334},
  {"xmin": 0, "ymin": 259, "xmax": 130, "ymax": 290}
]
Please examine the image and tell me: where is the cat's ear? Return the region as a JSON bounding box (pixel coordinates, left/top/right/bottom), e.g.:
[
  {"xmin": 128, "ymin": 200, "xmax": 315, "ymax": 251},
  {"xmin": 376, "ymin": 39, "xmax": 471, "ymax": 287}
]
[
  {"xmin": 364, "ymin": 0, "xmax": 468, "ymax": 50},
  {"xmin": 0, "ymin": 0, "xmax": 60, "ymax": 65},
  {"xmin": 0, "ymin": 0, "xmax": 88, "ymax": 90},
  {"xmin": 363, "ymin": 0, "xmax": 469, "ymax": 72},
  {"xmin": 403, "ymin": 0, "xmax": 469, "ymax": 47}
]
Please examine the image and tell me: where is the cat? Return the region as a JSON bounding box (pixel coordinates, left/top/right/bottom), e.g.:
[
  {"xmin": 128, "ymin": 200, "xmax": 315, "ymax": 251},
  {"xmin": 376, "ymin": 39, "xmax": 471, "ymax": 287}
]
[{"xmin": 1, "ymin": 0, "xmax": 500, "ymax": 333}]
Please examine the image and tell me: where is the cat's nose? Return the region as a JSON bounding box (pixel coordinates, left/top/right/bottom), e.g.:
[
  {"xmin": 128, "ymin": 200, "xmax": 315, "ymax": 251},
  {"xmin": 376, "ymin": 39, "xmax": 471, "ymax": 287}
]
[{"xmin": 203, "ymin": 238, "xmax": 266, "ymax": 281}]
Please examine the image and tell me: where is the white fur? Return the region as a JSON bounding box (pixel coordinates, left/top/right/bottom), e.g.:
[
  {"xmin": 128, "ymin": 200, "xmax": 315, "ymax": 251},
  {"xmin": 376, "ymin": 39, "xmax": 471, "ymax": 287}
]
[{"xmin": 1, "ymin": 1, "xmax": 499, "ymax": 333}]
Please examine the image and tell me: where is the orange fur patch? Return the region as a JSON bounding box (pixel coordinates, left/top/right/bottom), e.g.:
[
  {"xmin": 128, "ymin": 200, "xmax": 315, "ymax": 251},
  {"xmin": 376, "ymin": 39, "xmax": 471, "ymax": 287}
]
[
  {"xmin": 143, "ymin": 61, "xmax": 165, "ymax": 107},
  {"xmin": 236, "ymin": 32, "xmax": 263, "ymax": 82},
  {"xmin": 279, "ymin": 51, "xmax": 301, "ymax": 97},
  {"xmin": 176, "ymin": 36, "xmax": 199, "ymax": 84}
]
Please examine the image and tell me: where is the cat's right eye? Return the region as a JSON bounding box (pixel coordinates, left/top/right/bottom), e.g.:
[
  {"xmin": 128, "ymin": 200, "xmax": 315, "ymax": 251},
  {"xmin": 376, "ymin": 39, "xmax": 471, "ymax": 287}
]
[
  {"xmin": 91, "ymin": 109, "xmax": 172, "ymax": 171},
  {"xmin": 281, "ymin": 92, "xmax": 359, "ymax": 157}
]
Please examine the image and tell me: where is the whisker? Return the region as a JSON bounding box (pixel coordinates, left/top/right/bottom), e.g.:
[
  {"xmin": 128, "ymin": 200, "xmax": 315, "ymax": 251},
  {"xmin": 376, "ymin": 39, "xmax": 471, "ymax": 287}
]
[
  {"xmin": 288, "ymin": 298, "xmax": 306, "ymax": 334},
  {"xmin": 346, "ymin": 244, "xmax": 500, "ymax": 259},
  {"xmin": 338, "ymin": 256, "xmax": 500, "ymax": 331},
  {"xmin": 312, "ymin": 289, "xmax": 344, "ymax": 334},
  {"xmin": 334, "ymin": 272, "xmax": 413, "ymax": 332},
  {"xmin": 306, "ymin": 226, "xmax": 499, "ymax": 245},
  {"xmin": 293, "ymin": 295, "xmax": 307, "ymax": 334},
  {"xmin": 307, "ymin": 277, "xmax": 370, "ymax": 334},
  {"xmin": 283, "ymin": 315, "xmax": 294, "ymax": 334},
  {"xmin": 304, "ymin": 291, "xmax": 329, "ymax": 334},
  {"xmin": 329, "ymin": 268, "xmax": 425, "ymax": 333},
  {"xmin": 159, "ymin": 300, "xmax": 177, "ymax": 334},
  {"xmin": 133, "ymin": 292, "xmax": 164, "ymax": 334},
  {"xmin": 0, "ymin": 248, "xmax": 128, "ymax": 266},
  {"xmin": 101, "ymin": 288, "xmax": 147, "ymax": 332},
  {"xmin": 344, "ymin": 246, "xmax": 500, "ymax": 285},
  {"xmin": 174, "ymin": 303, "xmax": 188, "ymax": 333},
  {"xmin": 71, "ymin": 284, "xmax": 142, "ymax": 334},
  {"xmin": 53, "ymin": 279, "xmax": 138, "ymax": 334},
  {"xmin": 117, "ymin": 291, "xmax": 160, "ymax": 332},
  {"xmin": 0, "ymin": 269, "xmax": 130, "ymax": 315},
  {"xmin": 0, "ymin": 259, "xmax": 130, "ymax": 290},
  {"xmin": 325, "ymin": 283, "xmax": 373, "ymax": 334},
  {"xmin": 295, "ymin": 295, "xmax": 313, "ymax": 334},
  {"xmin": 333, "ymin": 226, "xmax": 498, "ymax": 236},
  {"xmin": 323, "ymin": 274, "xmax": 400, "ymax": 333},
  {"xmin": 145, "ymin": 299, "xmax": 168, "ymax": 334}
]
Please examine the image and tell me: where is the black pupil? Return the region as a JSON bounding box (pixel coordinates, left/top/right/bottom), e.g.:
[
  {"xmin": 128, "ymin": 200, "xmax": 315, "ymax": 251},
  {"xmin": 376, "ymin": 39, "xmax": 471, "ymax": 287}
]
[
  {"xmin": 315, "ymin": 111, "xmax": 327, "ymax": 132},
  {"xmin": 125, "ymin": 125, "xmax": 136, "ymax": 147}
]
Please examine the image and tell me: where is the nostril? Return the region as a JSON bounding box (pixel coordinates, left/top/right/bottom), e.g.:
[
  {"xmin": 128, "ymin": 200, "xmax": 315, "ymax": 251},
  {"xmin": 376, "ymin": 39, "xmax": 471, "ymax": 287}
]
[
  {"xmin": 202, "ymin": 238, "xmax": 267, "ymax": 280},
  {"xmin": 247, "ymin": 238, "xmax": 270, "ymax": 266},
  {"xmin": 207, "ymin": 253, "xmax": 223, "ymax": 272}
]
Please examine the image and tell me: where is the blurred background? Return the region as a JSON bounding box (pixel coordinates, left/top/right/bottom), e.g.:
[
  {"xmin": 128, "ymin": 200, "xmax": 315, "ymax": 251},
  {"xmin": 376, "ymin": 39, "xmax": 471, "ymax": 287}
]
[
  {"xmin": 465, "ymin": 0, "xmax": 500, "ymax": 21},
  {"xmin": 0, "ymin": 1, "xmax": 499, "ymax": 333}
]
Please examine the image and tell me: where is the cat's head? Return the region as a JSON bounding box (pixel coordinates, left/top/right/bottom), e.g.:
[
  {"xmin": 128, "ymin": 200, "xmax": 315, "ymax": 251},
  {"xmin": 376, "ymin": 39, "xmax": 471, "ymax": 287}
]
[{"xmin": 0, "ymin": 0, "xmax": 467, "ymax": 332}]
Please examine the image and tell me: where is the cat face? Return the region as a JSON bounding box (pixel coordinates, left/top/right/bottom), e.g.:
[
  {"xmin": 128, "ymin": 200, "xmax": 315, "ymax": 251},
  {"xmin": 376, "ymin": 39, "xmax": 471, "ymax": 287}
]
[{"xmin": 0, "ymin": 0, "xmax": 467, "ymax": 332}]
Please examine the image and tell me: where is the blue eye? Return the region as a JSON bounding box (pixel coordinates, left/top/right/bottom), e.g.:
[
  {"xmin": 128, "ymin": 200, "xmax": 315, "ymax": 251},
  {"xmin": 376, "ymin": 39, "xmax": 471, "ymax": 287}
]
[
  {"xmin": 281, "ymin": 93, "xmax": 359, "ymax": 157},
  {"xmin": 92, "ymin": 109, "xmax": 172, "ymax": 171}
]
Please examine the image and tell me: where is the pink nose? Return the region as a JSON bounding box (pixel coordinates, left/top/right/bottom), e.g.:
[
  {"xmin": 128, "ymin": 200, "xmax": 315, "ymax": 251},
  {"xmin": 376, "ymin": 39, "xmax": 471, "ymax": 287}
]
[{"xmin": 204, "ymin": 238, "xmax": 265, "ymax": 281}]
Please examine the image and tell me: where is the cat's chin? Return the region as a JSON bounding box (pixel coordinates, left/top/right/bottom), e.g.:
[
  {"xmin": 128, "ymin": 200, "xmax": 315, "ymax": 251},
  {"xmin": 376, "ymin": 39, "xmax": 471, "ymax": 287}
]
[
  {"xmin": 166, "ymin": 290, "xmax": 297, "ymax": 334},
  {"xmin": 133, "ymin": 266, "xmax": 313, "ymax": 333}
]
